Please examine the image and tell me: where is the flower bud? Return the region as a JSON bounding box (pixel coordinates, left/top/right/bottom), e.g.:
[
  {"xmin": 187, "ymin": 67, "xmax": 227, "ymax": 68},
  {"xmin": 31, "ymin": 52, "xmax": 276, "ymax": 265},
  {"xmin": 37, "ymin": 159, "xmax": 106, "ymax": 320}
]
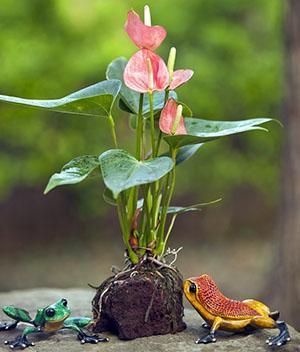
[
  {"xmin": 144, "ymin": 5, "xmax": 151, "ymax": 26},
  {"xmin": 171, "ymin": 104, "xmax": 183, "ymax": 135}
]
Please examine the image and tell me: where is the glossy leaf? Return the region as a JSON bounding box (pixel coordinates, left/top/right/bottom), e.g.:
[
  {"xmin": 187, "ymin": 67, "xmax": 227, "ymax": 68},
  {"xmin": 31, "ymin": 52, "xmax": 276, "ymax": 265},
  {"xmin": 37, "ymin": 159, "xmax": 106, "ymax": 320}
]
[
  {"xmin": 106, "ymin": 57, "xmax": 176, "ymax": 115},
  {"xmin": 44, "ymin": 156, "xmax": 100, "ymax": 194},
  {"xmin": 99, "ymin": 149, "xmax": 174, "ymax": 198},
  {"xmin": 0, "ymin": 80, "xmax": 121, "ymax": 117},
  {"xmin": 167, "ymin": 198, "xmax": 222, "ymax": 215},
  {"xmin": 103, "ymin": 188, "xmax": 117, "ymax": 206},
  {"xmin": 175, "ymin": 144, "xmax": 203, "ymax": 165},
  {"xmin": 164, "ymin": 117, "xmax": 275, "ymax": 149}
]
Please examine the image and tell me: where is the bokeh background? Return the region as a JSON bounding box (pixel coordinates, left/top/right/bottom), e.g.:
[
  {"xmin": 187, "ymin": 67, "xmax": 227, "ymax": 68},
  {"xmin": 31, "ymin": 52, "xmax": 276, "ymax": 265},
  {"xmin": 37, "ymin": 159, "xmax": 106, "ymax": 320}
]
[{"xmin": 0, "ymin": 0, "xmax": 299, "ymax": 329}]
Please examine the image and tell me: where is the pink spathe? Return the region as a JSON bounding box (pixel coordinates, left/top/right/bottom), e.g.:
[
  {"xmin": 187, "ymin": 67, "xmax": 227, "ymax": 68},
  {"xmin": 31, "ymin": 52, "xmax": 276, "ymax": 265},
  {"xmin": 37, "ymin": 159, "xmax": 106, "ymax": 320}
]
[
  {"xmin": 124, "ymin": 49, "xmax": 169, "ymax": 93},
  {"xmin": 125, "ymin": 10, "xmax": 167, "ymax": 51},
  {"xmin": 170, "ymin": 69, "xmax": 194, "ymax": 90},
  {"xmin": 159, "ymin": 98, "xmax": 187, "ymax": 135}
]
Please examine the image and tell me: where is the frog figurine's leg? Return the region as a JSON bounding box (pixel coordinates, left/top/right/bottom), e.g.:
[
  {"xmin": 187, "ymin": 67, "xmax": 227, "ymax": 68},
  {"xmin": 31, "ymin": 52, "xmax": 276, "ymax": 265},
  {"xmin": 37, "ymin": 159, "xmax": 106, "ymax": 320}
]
[
  {"xmin": 4, "ymin": 326, "xmax": 40, "ymax": 349},
  {"xmin": 1, "ymin": 306, "xmax": 32, "ymax": 333},
  {"xmin": 250, "ymin": 316, "xmax": 291, "ymax": 347},
  {"xmin": 63, "ymin": 317, "xmax": 109, "ymax": 344},
  {"xmin": 196, "ymin": 316, "xmax": 223, "ymax": 344},
  {"xmin": 201, "ymin": 322, "xmax": 210, "ymax": 330},
  {"xmin": 0, "ymin": 321, "xmax": 19, "ymax": 332}
]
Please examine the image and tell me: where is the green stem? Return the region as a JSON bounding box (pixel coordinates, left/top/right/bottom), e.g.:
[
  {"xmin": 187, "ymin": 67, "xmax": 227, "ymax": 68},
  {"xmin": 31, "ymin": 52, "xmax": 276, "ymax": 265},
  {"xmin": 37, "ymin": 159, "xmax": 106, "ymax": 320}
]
[
  {"xmin": 117, "ymin": 196, "xmax": 139, "ymax": 264},
  {"xmin": 154, "ymin": 89, "xmax": 169, "ymax": 157},
  {"xmin": 161, "ymin": 214, "xmax": 177, "ymax": 254},
  {"xmin": 108, "ymin": 114, "xmax": 118, "ymax": 148},
  {"xmin": 126, "ymin": 93, "xmax": 145, "ymax": 227},
  {"xmin": 155, "ymin": 148, "xmax": 177, "ymax": 255},
  {"xmin": 148, "ymin": 92, "xmax": 155, "ymax": 157},
  {"xmin": 136, "ymin": 94, "xmax": 144, "ymax": 160}
]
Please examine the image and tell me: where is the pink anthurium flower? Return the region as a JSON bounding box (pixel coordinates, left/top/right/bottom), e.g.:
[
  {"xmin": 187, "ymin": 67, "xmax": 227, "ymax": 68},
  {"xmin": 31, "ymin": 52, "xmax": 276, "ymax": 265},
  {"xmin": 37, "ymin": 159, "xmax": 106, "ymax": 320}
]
[
  {"xmin": 159, "ymin": 98, "xmax": 187, "ymax": 135},
  {"xmin": 169, "ymin": 69, "xmax": 194, "ymax": 90},
  {"xmin": 167, "ymin": 47, "xmax": 194, "ymax": 90},
  {"xmin": 124, "ymin": 49, "xmax": 169, "ymax": 93},
  {"xmin": 125, "ymin": 9, "xmax": 167, "ymax": 51}
]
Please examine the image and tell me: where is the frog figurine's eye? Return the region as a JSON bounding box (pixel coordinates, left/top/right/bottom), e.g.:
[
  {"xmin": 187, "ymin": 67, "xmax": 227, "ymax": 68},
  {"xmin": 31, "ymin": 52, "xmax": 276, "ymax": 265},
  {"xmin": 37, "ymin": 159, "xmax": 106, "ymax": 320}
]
[
  {"xmin": 45, "ymin": 308, "xmax": 56, "ymax": 317},
  {"xmin": 189, "ymin": 283, "xmax": 197, "ymax": 293},
  {"xmin": 61, "ymin": 299, "xmax": 68, "ymax": 307}
]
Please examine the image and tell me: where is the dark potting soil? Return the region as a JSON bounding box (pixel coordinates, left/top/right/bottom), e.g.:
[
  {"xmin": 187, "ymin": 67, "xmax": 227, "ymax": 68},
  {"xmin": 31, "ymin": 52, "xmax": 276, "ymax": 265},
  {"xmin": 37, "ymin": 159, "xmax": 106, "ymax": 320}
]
[{"xmin": 91, "ymin": 259, "xmax": 186, "ymax": 339}]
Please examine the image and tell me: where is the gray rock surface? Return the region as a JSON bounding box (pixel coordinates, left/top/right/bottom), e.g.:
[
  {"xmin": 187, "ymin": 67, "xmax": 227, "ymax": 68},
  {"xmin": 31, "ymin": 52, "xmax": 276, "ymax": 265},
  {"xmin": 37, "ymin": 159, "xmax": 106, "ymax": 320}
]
[{"xmin": 0, "ymin": 288, "xmax": 299, "ymax": 351}]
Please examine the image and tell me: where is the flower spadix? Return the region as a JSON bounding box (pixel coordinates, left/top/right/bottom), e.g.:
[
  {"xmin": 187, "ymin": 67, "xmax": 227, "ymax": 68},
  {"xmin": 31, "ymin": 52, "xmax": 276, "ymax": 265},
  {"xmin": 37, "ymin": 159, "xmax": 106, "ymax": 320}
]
[
  {"xmin": 125, "ymin": 6, "xmax": 167, "ymax": 51},
  {"xmin": 167, "ymin": 47, "xmax": 194, "ymax": 90},
  {"xmin": 124, "ymin": 49, "xmax": 169, "ymax": 93},
  {"xmin": 159, "ymin": 98, "xmax": 187, "ymax": 135}
]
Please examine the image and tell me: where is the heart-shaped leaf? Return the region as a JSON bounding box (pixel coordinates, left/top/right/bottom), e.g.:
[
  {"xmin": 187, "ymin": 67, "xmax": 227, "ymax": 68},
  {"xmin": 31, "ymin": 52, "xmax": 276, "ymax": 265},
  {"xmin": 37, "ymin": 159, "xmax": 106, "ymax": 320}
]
[
  {"xmin": 0, "ymin": 80, "xmax": 121, "ymax": 117},
  {"xmin": 167, "ymin": 198, "xmax": 222, "ymax": 215},
  {"xmin": 99, "ymin": 149, "xmax": 174, "ymax": 198},
  {"xmin": 106, "ymin": 57, "xmax": 176, "ymax": 115},
  {"xmin": 44, "ymin": 155, "xmax": 100, "ymax": 194},
  {"xmin": 164, "ymin": 117, "xmax": 276, "ymax": 149}
]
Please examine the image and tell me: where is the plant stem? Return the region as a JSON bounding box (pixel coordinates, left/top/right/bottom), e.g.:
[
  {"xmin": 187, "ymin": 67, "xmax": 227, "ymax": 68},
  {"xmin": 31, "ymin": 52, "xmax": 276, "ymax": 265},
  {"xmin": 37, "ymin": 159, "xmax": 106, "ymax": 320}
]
[
  {"xmin": 148, "ymin": 92, "xmax": 155, "ymax": 157},
  {"xmin": 108, "ymin": 114, "xmax": 118, "ymax": 148},
  {"xmin": 136, "ymin": 94, "xmax": 144, "ymax": 160},
  {"xmin": 117, "ymin": 196, "xmax": 139, "ymax": 264},
  {"xmin": 155, "ymin": 148, "xmax": 177, "ymax": 256},
  {"xmin": 126, "ymin": 94, "xmax": 144, "ymax": 228},
  {"xmin": 154, "ymin": 89, "xmax": 169, "ymax": 157},
  {"xmin": 161, "ymin": 214, "xmax": 177, "ymax": 254}
]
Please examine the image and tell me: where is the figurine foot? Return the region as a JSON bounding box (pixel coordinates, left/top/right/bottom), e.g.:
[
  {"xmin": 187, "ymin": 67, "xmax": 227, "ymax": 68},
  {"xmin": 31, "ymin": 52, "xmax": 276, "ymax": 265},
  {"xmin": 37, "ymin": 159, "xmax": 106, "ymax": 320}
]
[
  {"xmin": 266, "ymin": 321, "xmax": 291, "ymax": 347},
  {"xmin": 4, "ymin": 336, "xmax": 34, "ymax": 350},
  {"xmin": 201, "ymin": 322, "xmax": 210, "ymax": 330},
  {"xmin": 196, "ymin": 332, "xmax": 216, "ymax": 344},
  {"xmin": 0, "ymin": 321, "xmax": 18, "ymax": 331},
  {"xmin": 77, "ymin": 331, "xmax": 109, "ymax": 344}
]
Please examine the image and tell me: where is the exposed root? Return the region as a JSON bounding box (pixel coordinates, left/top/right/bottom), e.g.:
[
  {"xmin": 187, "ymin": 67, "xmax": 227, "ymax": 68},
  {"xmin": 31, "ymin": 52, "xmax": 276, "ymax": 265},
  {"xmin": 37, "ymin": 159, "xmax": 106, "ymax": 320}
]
[
  {"xmin": 162, "ymin": 247, "xmax": 183, "ymax": 266},
  {"xmin": 92, "ymin": 257, "xmax": 186, "ymax": 339},
  {"xmin": 147, "ymin": 256, "xmax": 179, "ymax": 274},
  {"xmin": 144, "ymin": 279, "xmax": 158, "ymax": 323}
]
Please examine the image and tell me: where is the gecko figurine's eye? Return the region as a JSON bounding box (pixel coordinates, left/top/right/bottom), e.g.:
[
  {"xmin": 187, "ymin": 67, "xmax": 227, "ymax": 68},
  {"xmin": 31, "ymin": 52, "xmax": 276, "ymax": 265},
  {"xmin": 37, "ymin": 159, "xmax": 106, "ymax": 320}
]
[
  {"xmin": 189, "ymin": 283, "xmax": 197, "ymax": 293},
  {"xmin": 45, "ymin": 308, "xmax": 56, "ymax": 317},
  {"xmin": 61, "ymin": 299, "xmax": 68, "ymax": 307}
]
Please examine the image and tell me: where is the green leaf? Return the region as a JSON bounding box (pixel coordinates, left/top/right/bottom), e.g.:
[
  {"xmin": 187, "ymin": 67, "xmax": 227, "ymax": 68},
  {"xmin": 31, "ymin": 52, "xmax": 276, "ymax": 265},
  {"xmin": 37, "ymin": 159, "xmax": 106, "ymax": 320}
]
[
  {"xmin": 3, "ymin": 307, "xmax": 32, "ymax": 323},
  {"xmin": 166, "ymin": 198, "xmax": 222, "ymax": 215},
  {"xmin": 161, "ymin": 144, "xmax": 203, "ymax": 165},
  {"xmin": 44, "ymin": 155, "xmax": 100, "ymax": 194},
  {"xmin": 106, "ymin": 57, "xmax": 176, "ymax": 115},
  {"xmin": 0, "ymin": 80, "xmax": 121, "ymax": 117},
  {"xmin": 99, "ymin": 149, "xmax": 174, "ymax": 198},
  {"xmin": 175, "ymin": 144, "xmax": 203, "ymax": 165},
  {"xmin": 164, "ymin": 117, "xmax": 275, "ymax": 149},
  {"xmin": 103, "ymin": 187, "xmax": 117, "ymax": 206}
]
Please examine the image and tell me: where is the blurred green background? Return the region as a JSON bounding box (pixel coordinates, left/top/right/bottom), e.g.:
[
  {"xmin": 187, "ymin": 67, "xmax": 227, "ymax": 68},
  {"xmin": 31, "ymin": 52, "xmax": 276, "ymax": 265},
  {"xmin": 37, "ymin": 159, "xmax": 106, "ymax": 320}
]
[{"xmin": 0, "ymin": 0, "xmax": 284, "ymax": 308}]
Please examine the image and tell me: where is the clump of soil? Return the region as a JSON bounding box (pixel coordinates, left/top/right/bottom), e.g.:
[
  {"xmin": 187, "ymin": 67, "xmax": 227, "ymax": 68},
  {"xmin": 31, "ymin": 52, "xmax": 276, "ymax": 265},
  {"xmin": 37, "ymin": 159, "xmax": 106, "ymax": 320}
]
[{"xmin": 91, "ymin": 258, "xmax": 186, "ymax": 339}]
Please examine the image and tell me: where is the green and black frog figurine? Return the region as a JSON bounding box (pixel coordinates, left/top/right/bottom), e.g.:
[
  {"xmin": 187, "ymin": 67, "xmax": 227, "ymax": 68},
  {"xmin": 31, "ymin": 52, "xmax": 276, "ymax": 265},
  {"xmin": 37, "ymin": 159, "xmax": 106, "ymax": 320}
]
[{"xmin": 0, "ymin": 298, "xmax": 108, "ymax": 349}]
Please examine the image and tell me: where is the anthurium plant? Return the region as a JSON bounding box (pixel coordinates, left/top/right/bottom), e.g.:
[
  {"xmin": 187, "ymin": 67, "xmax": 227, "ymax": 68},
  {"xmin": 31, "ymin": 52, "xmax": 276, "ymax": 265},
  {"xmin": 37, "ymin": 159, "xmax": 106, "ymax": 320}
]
[
  {"xmin": 0, "ymin": 6, "xmax": 273, "ymax": 265},
  {"xmin": 0, "ymin": 5, "xmax": 276, "ymax": 340}
]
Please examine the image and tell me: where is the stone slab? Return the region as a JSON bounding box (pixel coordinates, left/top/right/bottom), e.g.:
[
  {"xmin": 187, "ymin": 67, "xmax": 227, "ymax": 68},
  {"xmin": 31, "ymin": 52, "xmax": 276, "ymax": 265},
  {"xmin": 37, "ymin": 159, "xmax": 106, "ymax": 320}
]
[{"xmin": 0, "ymin": 288, "xmax": 299, "ymax": 351}]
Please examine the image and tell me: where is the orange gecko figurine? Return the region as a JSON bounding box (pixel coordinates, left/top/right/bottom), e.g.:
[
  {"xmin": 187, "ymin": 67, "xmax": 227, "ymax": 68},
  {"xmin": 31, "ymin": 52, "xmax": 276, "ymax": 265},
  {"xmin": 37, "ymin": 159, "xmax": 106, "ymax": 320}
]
[{"xmin": 184, "ymin": 274, "xmax": 291, "ymax": 347}]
